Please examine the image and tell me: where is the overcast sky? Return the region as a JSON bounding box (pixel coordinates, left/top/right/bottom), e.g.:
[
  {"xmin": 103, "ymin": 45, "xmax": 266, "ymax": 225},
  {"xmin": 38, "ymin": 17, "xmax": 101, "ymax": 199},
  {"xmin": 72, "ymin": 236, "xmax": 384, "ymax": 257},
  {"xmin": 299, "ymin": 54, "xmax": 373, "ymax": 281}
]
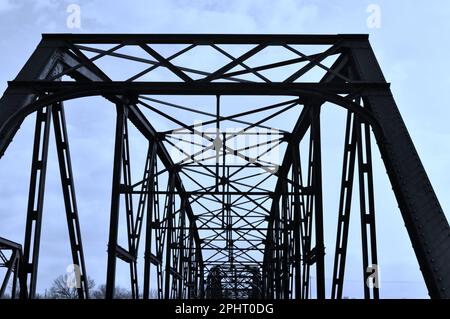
[{"xmin": 0, "ymin": 0, "xmax": 450, "ymax": 299}]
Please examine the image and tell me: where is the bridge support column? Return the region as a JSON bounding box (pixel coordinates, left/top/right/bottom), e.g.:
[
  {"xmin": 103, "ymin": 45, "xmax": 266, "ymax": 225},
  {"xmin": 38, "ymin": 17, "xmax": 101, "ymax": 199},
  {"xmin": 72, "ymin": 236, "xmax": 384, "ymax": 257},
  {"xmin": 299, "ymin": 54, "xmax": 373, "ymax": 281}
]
[
  {"xmin": 106, "ymin": 103, "xmax": 128, "ymax": 299},
  {"xmin": 22, "ymin": 106, "xmax": 52, "ymax": 299}
]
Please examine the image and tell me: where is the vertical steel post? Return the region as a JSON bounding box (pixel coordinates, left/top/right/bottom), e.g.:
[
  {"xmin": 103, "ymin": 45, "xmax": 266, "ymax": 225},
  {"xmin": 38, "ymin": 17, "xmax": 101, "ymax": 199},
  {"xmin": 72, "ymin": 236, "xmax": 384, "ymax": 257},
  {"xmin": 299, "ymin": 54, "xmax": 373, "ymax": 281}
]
[
  {"xmin": 215, "ymin": 95, "xmax": 220, "ymax": 192},
  {"xmin": 11, "ymin": 252, "xmax": 20, "ymax": 299},
  {"xmin": 281, "ymin": 180, "xmax": 289, "ymax": 298},
  {"xmin": 22, "ymin": 106, "xmax": 52, "ymax": 299},
  {"xmin": 105, "ymin": 103, "xmax": 127, "ymax": 299},
  {"xmin": 52, "ymin": 102, "xmax": 89, "ymax": 299},
  {"xmin": 187, "ymin": 228, "xmax": 194, "ymax": 298},
  {"xmin": 273, "ymin": 202, "xmax": 282, "ymax": 299},
  {"xmin": 331, "ymin": 110, "xmax": 358, "ymax": 299},
  {"xmin": 164, "ymin": 172, "xmax": 176, "ymax": 299},
  {"xmin": 199, "ymin": 255, "xmax": 205, "ymax": 298},
  {"xmin": 310, "ymin": 103, "xmax": 325, "ymax": 299},
  {"xmin": 121, "ymin": 119, "xmax": 139, "ymax": 298},
  {"xmin": 291, "ymin": 145, "xmax": 303, "ymax": 299},
  {"xmin": 143, "ymin": 142, "xmax": 157, "ymax": 299},
  {"xmin": 356, "ymin": 119, "xmax": 379, "ymax": 299},
  {"xmin": 302, "ymin": 128, "xmax": 315, "ymax": 299},
  {"xmin": 177, "ymin": 197, "xmax": 186, "ymax": 299}
]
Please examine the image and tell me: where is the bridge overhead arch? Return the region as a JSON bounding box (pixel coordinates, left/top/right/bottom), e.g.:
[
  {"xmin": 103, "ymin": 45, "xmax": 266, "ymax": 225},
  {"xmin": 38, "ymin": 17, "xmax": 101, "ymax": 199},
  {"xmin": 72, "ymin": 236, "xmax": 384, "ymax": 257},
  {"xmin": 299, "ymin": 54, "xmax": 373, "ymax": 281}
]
[{"xmin": 0, "ymin": 34, "xmax": 448, "ymax": 299}]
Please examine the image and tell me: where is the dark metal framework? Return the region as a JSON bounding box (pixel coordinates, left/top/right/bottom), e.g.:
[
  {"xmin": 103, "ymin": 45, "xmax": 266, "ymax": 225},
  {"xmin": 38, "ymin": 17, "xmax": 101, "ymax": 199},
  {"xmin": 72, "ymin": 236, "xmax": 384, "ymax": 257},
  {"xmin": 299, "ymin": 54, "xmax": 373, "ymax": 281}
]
[
  {"xmin": 0, "ymin": 237, "xmax": 22, "ymax": 299},
  {"xmin": 0, "ymin": 34, "xmax": 449, "ymax": 299}
]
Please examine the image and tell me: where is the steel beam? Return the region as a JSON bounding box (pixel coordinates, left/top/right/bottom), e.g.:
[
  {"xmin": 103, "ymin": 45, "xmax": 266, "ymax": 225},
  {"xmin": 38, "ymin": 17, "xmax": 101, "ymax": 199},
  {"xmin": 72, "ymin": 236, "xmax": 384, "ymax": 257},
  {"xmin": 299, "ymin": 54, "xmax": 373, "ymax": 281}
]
[
  {"xmin": 143, "ymin": 142, "xmax": 157, "ymax": 299},
  {"xmin": 120, "ymin": 118, "xmax": 139, "ymax": 298},
  {"xmin": 52, "ymin": 102, "xmax": 89, "ymax": 299},
  {"xmin": 21, "ymin": 106, "xmax": 51, "ymax": 299},
  {"xmin": 331, "ymin": 111, "xmax": 358, "ymax": 299},
  {"xmin": 8, "ymin": 81, "xmax": 390, "ymax": 95},
  {"xmin": 164, "ymin": 173, "xmax": 176, "ymax": 299},
  {"xmin": 310, "ymin": 103, "xmax": 325, "ymax": 299},
  {"xmin": 356, "ymin": 117, "xmax": 379, "ymax": 299},
  {"xmin": 41, "ymin": 33, "xmax": 368, "ymax": 44},
  {"xmin": 105, "ymin": 103, "xmax": 127, "ymax": 299},
  {"xmin": 0, "ymin": 237, "xmax": 22, "ymax": 299},
  {"xmin": 350, "ymin": 41, "xmax": 450, "ymax": 298}
]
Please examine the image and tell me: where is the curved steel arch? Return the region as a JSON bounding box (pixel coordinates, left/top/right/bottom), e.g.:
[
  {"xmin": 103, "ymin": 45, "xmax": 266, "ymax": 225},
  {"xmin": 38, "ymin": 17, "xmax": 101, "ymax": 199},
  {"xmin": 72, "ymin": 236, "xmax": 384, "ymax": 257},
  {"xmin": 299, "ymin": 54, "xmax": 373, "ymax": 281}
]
[
  {"xmin": 0, "ymin": 40, "xmax": 205, "ymax": 299},
  {"xmin": 0, "ymin": 34, "xmax": 449, "ymax": 299},
  {"xmin": 0, "ymin": 84, "xmax": 384, "ymax": 145}
]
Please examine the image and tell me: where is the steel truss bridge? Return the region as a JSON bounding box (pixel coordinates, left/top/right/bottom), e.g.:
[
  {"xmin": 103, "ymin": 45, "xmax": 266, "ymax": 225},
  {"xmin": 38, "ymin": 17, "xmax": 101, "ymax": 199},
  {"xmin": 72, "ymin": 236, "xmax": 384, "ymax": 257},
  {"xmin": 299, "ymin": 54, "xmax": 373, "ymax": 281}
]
[{"xmin": 0, "ymin": 34, "xmax": 449, "ymax": 299}]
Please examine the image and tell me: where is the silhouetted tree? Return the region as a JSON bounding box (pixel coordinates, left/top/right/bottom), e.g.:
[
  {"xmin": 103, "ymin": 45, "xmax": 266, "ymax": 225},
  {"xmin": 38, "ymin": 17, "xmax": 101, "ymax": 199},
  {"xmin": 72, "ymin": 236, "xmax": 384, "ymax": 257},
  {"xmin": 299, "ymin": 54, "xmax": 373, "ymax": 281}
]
[
  {"xmin": 91, "ymin": 284, "xmax": 132, "ymax": 299},
  {"xmin": 48, "ymin": 274, "xmax": 95, "ymax": 299}
]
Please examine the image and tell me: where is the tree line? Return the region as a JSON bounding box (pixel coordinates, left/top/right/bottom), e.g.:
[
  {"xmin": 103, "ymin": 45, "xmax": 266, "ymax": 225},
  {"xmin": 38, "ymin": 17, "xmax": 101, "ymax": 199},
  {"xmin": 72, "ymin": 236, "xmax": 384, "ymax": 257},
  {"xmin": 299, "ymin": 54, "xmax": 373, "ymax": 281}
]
[{"xmin": 2, "ymin": 274, "xmax": 159, "ymax": 299}]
